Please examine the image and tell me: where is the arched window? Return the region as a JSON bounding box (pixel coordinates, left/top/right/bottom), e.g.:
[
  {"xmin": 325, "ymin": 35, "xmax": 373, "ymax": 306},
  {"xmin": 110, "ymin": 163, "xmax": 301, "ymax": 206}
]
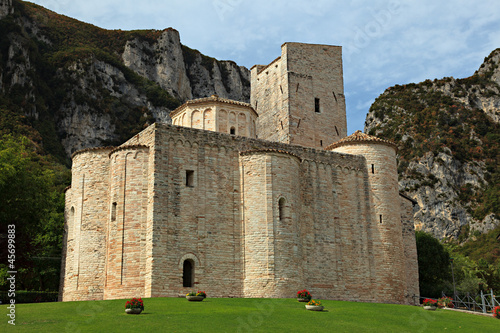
[
  {"xmin": 183, "ymin": 259, "xmax": 194, "ymax": 287},
  {"xmin": 278, "ymin": 197, "xmax": 286, "ymax": 222}
]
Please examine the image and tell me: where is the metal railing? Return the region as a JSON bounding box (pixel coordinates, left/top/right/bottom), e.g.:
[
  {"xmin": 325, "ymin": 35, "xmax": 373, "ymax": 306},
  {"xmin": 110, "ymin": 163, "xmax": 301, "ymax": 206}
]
[{"xmin": 441, "ymin": 289, "xmax": 499, "ymax": 314}]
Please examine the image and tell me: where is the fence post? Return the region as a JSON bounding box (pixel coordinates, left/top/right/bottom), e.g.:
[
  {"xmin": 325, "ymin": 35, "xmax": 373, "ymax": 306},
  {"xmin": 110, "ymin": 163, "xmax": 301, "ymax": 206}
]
[
  {"xmin": 481, "ymin": 290, "xmax": 486, "ymax": 313},
  {"xmin": 492, "ymin": 289, "xmax": 498, "ymax": 308}
]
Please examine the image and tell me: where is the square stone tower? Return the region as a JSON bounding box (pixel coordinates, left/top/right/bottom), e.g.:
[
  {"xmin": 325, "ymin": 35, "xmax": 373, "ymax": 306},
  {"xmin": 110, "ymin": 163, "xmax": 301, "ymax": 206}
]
[{"xmin": 250, "ymin": 43, "xmax": 347, "ymax": 149}]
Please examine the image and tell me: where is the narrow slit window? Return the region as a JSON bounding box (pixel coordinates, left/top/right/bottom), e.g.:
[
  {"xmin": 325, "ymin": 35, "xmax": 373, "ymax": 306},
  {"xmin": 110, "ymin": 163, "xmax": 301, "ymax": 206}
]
[
  {"xmin": 186, "ymin": 170, "xmax": 194, "ymax": 187},
  {"xmin": 111, "ymin": 202, "xmax": 117, "ymax": 221},
  {"xmin": 315, "ymin": 98, "xmax": 320, "ymax": 113},
  {"xmin": 371, "ymin": 164, "xmax": 375, "ymax": 174},
  {"xmin": 70, "ymin": 207, "xmax": 75, "ymax": 225},
  {"xmin": 379, "ymin": 215, "xmax": 383, "ymax": 224},
  {"xmin": 335, "ymin": 126, "xmax": 339, "ymax": 136},
  {"xmin": 320, "ymin": 140, "xmax": 323, "ymax": 146},
  {"xmin": 278, "ymin": 197, "xmax": 286, "ymax": 222}
]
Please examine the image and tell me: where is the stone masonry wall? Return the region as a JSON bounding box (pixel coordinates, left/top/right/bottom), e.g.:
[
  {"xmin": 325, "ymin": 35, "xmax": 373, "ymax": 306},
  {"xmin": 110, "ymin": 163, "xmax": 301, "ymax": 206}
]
[
  {"xmin": 119, "ymin": 124, "xmax": 411, "ymax": 303},
  {"xmin": 284, "ymin": 43, "xmax": 347, "ymax": 149},
  {"xmin": 61, "ymin": 148, "xmax": 113, "ymax": 301},
  {"xmin": 299, "ymin": 160, "xmax": 381, "ymax": 301},
  {"xmin": 251, "ymin": 57, "xmax": 286, "ymax": 143},
  {"xmin": 147, "ymin": 126, "xmax": 244, "ymax": 297},
  {"xmin": 62, "ymin": 123, "xmax": 417, "ymax": 304},
  {"xmin": 104, "ymin": 146, "xmax": 149, "ymax": 300},
  {"xmin": 120, "ymin": 125, "xmax": 157, "ymax": 298},
  {"xmin": 251, "ymin": 43, "xmax": 347, "ymax": 149},
  {"xmin": 171, "ymin": 101, "xmax": 257, "ymax": 138},
  {"xmin": 330, "ymin": 143, "xmax": 407, "ymax": 303},
  {"xmin": 240, "ymin": 151, "xmax": 303, "ymax": 297}
]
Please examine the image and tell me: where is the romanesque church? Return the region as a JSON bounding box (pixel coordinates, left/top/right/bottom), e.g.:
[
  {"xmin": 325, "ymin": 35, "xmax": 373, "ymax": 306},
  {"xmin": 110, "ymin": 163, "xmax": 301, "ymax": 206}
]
[{"xmin": 60, "ymin": 43, "xmax": 419, "ymax": 304}]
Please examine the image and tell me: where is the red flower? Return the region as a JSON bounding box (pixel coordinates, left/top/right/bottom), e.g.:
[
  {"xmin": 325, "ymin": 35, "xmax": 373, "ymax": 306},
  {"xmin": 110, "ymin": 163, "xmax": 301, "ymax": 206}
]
[
  {"xmin": 125, "ymin": 297, "xmax": 145, "ymax": 310},
  {"xmin": 493, "ymin": 306, "xmax": 500, "ymax": 319}
]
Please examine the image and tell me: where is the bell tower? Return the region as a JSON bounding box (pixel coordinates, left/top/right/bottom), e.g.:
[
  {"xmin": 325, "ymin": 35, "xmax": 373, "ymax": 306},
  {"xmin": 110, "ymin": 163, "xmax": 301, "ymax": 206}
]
[{"xmin": 250, "ymin": 42, "xmax": 347, "ymax": 149}]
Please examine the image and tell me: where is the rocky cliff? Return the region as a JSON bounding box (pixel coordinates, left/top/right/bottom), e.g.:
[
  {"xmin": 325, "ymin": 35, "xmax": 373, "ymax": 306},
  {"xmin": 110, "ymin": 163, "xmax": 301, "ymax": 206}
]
[
  {"xmin": 365, "ymin": 49, "xmax": 500, "ymax": 241},
  {"xmin": 0, "ymin": 0, "xmax": 250, "ymax": 160}
]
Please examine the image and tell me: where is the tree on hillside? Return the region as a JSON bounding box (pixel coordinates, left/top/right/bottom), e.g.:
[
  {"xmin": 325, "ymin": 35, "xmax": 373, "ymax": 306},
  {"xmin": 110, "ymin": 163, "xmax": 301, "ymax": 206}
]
[
  {"xmin": 0, "ymin": 134, "xmax": 68, "ymax": 291},
  {"xmin": 415, "ymin": 230, "xmax": 452, "ymax": 298}
]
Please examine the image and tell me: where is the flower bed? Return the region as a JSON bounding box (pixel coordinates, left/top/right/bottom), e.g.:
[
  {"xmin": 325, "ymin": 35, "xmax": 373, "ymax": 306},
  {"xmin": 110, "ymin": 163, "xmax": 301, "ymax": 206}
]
[
  {"xmin": 296, "ymin": 289, "xmax": 311, "ymax": 301},
  {"xmin": 125, "ymin": 297, "xmax": 144, "ymax": 314},
  {"xmin": 422, "ymin": 298, "xmax": 437, "ymax": 307},
  {"xmin": 305, "ymin": 299, "xmax": 324, "ymax": 311},
  {"xmin": 493, "ymin": 305, "xmax": 500, "ymax": 319},
  {"xmin": 437, "ymin": 296, "xmax": 454, "ymax": 308}
]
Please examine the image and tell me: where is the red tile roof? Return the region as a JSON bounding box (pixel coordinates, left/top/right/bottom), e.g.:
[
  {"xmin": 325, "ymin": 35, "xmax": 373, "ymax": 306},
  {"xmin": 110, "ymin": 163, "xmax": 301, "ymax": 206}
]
[{"xmin": 325, "ymin": 130, "xmax": 397, "ymax": 151}]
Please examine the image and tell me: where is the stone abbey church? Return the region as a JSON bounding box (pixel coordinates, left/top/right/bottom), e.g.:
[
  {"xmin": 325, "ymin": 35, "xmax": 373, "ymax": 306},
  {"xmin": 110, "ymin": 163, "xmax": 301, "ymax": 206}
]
[{"xmin": 61, "ymin": 43, "xmax": 420, "ymax": 304}]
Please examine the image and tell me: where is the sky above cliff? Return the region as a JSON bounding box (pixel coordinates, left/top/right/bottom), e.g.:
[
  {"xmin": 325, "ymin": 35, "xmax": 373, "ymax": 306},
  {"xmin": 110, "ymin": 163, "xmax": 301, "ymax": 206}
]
[{"xmin": 29, "ymin": 0, "xmax": 500, "ymax": 134}]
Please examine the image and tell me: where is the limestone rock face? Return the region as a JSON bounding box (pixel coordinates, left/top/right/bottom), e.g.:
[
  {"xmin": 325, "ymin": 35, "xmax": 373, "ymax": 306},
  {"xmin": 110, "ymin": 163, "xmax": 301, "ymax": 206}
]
[
  {"xmin": 477, "ymin": 49, "xmax": 500, "ymax": 87},
  {"xmin": 0, "ymin": 0, "xmax": 13, "ymax": 20},
  {"xmin": 122, "ymin": 29, "xmax": 193, "ymax": 102},
  {"xmin": 365, "ymin": 48, "xmax": 500, "ymax": 241},
  {"xmin": 122, "ymin": 29, "xmax": 250, "ymax": 104},
  {"xmin": 54, "ymin": 57, "xmax": 171, "ymax": 156},
  {"xmin": 400, "ymin": 150, "xmax": 497, "ymax": 239},
  {"xmin": 0, "ymin": 2, "xmax": 249, "ymax": 159}
]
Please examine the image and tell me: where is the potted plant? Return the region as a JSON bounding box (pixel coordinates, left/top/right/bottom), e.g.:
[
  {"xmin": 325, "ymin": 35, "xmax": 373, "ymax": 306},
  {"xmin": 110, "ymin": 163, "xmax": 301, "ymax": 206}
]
[
  {"xmin": 493, "ymin": 305, "xmax": 500, "ymax": 319},
  {"xmin": 186, "ymin": 291, "xmax": 204, "ymax": 301},
  {"xmin": 297, "ymin": 289, "xmax": 312, "ymax": 302},
  {"xmin": 196, "ymin": 291, "xmax": 207, "ymax": 299},
  {"xmin": 437, "ymin": 296, "xmax": 454, "ymax": 308},
  {"xmin": 305, "ymin": 299, "xmax": 324, "ymax": 311},
  {"xmin": 422, "ymin": 298, "xmax": 437, "ymax": 310},
  {"xmin": 125, "ymin": 297, "xmax": 144, "ymax": 314}
]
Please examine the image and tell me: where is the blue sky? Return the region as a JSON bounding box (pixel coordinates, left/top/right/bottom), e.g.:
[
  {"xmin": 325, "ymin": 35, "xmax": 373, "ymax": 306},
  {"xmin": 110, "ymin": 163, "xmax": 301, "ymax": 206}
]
[{"xmin": 29, "ymin": 0, "xmax": 500, "ymax": 134}]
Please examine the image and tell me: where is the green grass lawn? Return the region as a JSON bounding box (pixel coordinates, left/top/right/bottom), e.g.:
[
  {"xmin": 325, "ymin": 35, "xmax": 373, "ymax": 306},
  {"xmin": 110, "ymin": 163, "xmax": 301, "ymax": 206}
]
[{"xmin": 2, "ymin": 297, "xmax": 498, "ymax": 332}]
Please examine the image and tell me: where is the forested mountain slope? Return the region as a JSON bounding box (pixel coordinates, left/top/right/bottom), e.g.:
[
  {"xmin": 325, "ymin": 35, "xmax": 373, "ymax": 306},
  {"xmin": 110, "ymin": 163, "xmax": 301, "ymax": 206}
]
[
  {"xmin": 0, "ymin": 0, "xmax": 250, "ymax": 162},
  {"xmin": 365, "ymin": 49, "xmax": 500, "ymax": 241}
]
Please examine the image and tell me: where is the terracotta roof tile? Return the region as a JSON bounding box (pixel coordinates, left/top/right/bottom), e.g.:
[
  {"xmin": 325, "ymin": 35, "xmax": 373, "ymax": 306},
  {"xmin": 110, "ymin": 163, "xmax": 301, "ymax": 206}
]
[{"xmin": 325, "ymin": 130, "xmax": 397, "ymax": 151}]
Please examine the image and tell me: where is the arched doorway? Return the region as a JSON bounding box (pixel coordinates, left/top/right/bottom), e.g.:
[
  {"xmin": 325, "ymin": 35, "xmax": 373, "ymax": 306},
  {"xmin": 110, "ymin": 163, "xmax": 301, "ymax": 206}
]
[{"xmin": 183, "ymin": 259, "xmax": 194, "ymax": 287}]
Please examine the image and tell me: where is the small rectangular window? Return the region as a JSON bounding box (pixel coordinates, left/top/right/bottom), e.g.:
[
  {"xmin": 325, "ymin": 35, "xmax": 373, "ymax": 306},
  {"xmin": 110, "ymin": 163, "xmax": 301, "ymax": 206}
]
[
  {"xmin": 186, "ymin": 170, "xmax": 194, "ymax": 187},
  {"xmin": 315, "ymin": 98, "xmax": 320, "ymax": 113}
]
